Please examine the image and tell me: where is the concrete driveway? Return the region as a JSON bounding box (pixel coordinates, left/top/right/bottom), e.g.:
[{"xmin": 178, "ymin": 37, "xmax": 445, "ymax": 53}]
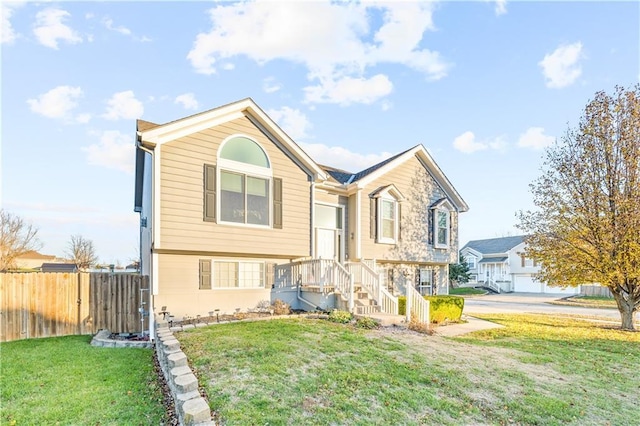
[{"xmin": 462, "ymin": 292, "xmax": 630, "ymax": 322}]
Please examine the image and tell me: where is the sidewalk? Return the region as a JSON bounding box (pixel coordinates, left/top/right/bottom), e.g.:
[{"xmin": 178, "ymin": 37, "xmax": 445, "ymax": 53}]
[{"xmin": 433, "ymin": 315, "xmax": 504, "ymax": 337}]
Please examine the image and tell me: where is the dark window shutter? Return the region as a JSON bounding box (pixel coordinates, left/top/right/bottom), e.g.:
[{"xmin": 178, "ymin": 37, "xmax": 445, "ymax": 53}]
[
  {"xmin": 203, "ymin": 164, "xmax": 216, "ymax": 222},
  {"xmin": 398, "ymin": 202, "xmax": 402, "ymax": 241},
  {"xmin": 427, "ymin": 209, "xmax": 434, "ymax": 245},
  {"xmin": 521, "ymin": 255, "xmax": 525, "ymax": 267},
  {"xmin": 370, "ymin": 198, "xmax": 377, "ymax": 239},
  {"xmin": 199, "ymin": 259, "xmax": 211, "ymax": 290},
  {"xmin": 273, "ymin": 178, "xmax": 283, "ymax": 229}
]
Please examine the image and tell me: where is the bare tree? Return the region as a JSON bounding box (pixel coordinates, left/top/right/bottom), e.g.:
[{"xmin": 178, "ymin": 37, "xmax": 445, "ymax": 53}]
[
  {"xmin": 66, "ymin": 235, "xmax": 98, "ymax": 271},
  {"xmin": 518, "ymin": 85, "xmax": 640, "ymax": 331},
  {"xmin": 0, "ymin": 210, "xmax": 41, "ymax": 271}
]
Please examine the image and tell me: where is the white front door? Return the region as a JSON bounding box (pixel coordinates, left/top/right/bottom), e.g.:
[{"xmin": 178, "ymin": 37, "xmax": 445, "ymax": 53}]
[
  {"xmin": 314, "ymin": 204, "xmax": 344, "ymax": 261},
  {"xmin": 316, "ymin": 228, "xmax": 337, "ymax": 260}
]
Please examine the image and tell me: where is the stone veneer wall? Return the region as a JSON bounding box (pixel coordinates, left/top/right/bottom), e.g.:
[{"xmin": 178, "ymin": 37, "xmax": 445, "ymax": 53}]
[{"xmin": 154, "ymin": 317, "xmax": 214, "ymax": 426}]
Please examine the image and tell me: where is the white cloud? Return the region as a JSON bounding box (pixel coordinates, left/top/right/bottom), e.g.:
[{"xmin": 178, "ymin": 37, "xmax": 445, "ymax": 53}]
[
  {"xmin": 102, "ymin": 91, "xmax": 144, "ymax": 120},
  {"xmin": 263, "ymin": 77, "xmax": 281, "ymax": 94},
  {"xmin": 102, "ymin": 17, "xmax": 151, "ymax": 42},
  {"xmin": 103, "ymin": 17, "xmax": 131, "ymax": 36},
  {"xmin": 518, "ymin": 127, "xmax": 554, "ymax": 150},
  {"xmin": 267, "ymin": 107, "xmax": 311, "ymax": 140},
  {"xmin": 539, "ymin": 42, "xmax": 584, "ymax": 88},
  {"xmin": 82, "ymin": 130, "xmax": 134, "ymax": 174},
  {"xmin": 1, "ymin": 2, "xmax": 25, "ymax": 44},
  {"xmin": 187, "ymin": 2, "xmax": 449, "ymax": 105},
  {"xmin": 301, "ymin": 143, "xmax": 394, "ymax": 172},
  {"xmin": 304, "ymin": 74, "xmax": 393, "ymax": 106},
  {"xmin": 33, "ymin": 8, "xmax": 82, "ymax": 49},
  {"xmin": 494, "ymin": 0, "xmax": 507, "ymax": 16},
  {"xmin": 453, "ymin": 131, "xmax": 507, "ymax": 154},
  {"xmin": 175, "ymin": 93, "xmax": 199, "ymax": 110},
  {"xmin": 27, "ymin": 85, "xmax": 86, "ymax": 121}
]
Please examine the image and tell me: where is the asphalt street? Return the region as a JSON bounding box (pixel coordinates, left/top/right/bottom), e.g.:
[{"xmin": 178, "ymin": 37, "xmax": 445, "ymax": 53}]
[{"xmin": 462, "ymin": 292, "xmax": 635, "ymax": 322}]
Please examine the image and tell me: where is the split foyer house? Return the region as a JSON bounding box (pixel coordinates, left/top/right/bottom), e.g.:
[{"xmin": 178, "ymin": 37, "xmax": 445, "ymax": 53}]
[
  {"xmin": 460, "ymin": 235, "xmax": 579, "ymax": 295},
  {"xmin": 134, "ymin": 98, "xmax": 469, "ymax": 320}
]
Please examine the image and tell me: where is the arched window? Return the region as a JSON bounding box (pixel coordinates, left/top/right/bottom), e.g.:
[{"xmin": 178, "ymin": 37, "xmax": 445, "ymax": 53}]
[{"xmin": 218, "ymin": 136, "xmax": 272, "ymax": 226}]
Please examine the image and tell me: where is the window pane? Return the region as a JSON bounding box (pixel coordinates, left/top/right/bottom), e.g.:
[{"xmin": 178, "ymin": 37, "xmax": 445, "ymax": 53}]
[
  {"xmin": 247, "ymin": 177, "xmax": 269, "ymax": 225},
  {"xmin": 238, "ymin": 262, "xmax": 265, "ymax": 288},
  {"xmin": 438, "ymin": 228, "xmax": 447, "ymax": 245},
  {"xmin": 214, "ymin": 262, "xmax": 238, "ymax": 288},
  {"xmin": 382, "ymin": 218, "xmax": 394, "ymax": 239},
  {"xmin": 438, "ymin": 211, "xmax": 447, "ymax": 227},
  {"xmin": 221, "ymin": 171, "xmax": 245, "ymax": 223},
  {"xmin": 382, "ymin": 200, "xmax": 394, "ymax": 219},
  {"xmin": 315, "ymin": 204, "xmax": 342, "ymax": 229},
  {"xmin": 220, "ymin": 137, "xmax": 270, "ymax": 167}
]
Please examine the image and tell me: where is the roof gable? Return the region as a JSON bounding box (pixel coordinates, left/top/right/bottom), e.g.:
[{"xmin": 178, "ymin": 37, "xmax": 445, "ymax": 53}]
[
  {"xmin": 352, "ymin": 145, "xmax": 468, "ymax": 212},
  {"xmin": 137, "ymin": 98, "xmax": 327, "ymax": 180},
  {"xmin": 462, "ymin": 235, "xmax": 527, "ymax": 255}
]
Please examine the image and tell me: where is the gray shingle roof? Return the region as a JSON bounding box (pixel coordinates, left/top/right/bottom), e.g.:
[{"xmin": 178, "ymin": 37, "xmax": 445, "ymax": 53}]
[
  {"xmin": 462, "ymin": 235, "xmax": 527, "ymax": 254},
  {"xmin": 478, "ymin": 256, "xmax": 508, "ymax": 263},
  {"xmin": 320, "ymin": 146, "xmax": 417, "ymax": 184}
]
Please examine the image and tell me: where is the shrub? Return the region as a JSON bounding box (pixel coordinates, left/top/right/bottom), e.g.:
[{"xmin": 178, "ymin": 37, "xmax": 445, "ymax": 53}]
[
  {"xmin": 272, "ymin": 299, "xmax": 291, "ymax": 315},
  {"xmin": 328, "ymin": 309, "xmax": 352, "ymax": 324},
  {"xmin": 355, "ymin": 316, "xmax": 379, "ymax": 329},
  {"xmin": 408, "ymin": 313, "xmax": 434, "ymax": 334},
  {"xmin": 424, "ymin": 295, "xmax": 464, "ymax": 324},
  {"xmin": 398, "ymin": 296, "xmax": 407, "ymax": 316}
]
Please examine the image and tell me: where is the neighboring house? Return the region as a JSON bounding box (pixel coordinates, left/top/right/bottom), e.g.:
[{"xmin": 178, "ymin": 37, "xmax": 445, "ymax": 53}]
[
  {"xmin": 460, "ymin": 235, "xmax": 579, "ymax": 294},
  {"xmin": 14, "ymin": 251, "xmax": 63, "ymax": 270},
  {"xmin": 134, "ymin": 98, "xmax": 469, "ymax": 321},
  {"xmin": 41, "ymin": 263, "xmax": 78, "ymax": 273}
]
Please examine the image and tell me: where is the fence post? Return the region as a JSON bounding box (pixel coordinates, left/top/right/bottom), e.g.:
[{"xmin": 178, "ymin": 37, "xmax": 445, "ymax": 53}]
[{"xmin": 406, "ymin": 289, "xmax": 412, "ymax": 323}]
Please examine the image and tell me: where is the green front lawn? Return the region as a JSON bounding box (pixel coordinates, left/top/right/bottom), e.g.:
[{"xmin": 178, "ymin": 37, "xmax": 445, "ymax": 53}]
[
  {"xmin": 178, "ymin": 315, "xmax": 639, "ymax": 425},
  {"xmin": 0, "ymin": 335, "xmax": 166, "ymax": 425},
  {"xmin": 449, "ymin": 287, "xmax": 486, "ymax": 295}
]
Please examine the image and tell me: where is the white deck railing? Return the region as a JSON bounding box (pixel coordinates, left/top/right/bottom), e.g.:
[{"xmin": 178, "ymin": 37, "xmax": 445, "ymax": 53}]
[
  {"xmin": 346, "ymin": 261, "xmax": 398, "ymax": 315},
  {"xmin": 274, "ymin": 259, "xmax": 354, "ymax": 310},
  {"xmin": 405, "ymin": 284, "xmax": 430, "ymax": 324}
]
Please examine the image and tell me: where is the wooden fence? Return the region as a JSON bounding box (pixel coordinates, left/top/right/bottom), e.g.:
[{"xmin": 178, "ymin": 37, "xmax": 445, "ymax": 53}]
[
  {"xmin": 580, "ymin": 284, "xmax": 613, "ymax": 298},
  {"xmin": 0, "ymin": 272, "xmax": 149, "ymax": 342}
]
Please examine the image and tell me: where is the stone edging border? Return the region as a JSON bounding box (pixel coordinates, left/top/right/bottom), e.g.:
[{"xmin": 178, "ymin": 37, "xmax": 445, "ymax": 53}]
[
  {"xmin": 90, "ymin": 329, "xmax": 153, "ymax": 349},
  {"xmin": 155, "ymin": 317, "xmax": 215, "ymax": 426}
]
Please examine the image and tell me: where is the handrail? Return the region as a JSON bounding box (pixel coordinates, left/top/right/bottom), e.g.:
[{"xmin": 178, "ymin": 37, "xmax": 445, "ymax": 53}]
[
  {"xmin": 346, "ymin": 261, "xmax": 398, "ymax": 315},
  {"xmin": 405, "ymin": 284, "xmax": 430, "ymax": 324}
]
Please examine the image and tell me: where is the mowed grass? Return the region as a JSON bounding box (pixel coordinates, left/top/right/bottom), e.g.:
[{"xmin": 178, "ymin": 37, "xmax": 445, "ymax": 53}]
[
  {"xmin": 179, "ymin": 315, "xmax": 640, "ymax": 426},
  {"xmin": 0, "ymin": 335, "xmax": 166, "ymax": 425},
  {"xmin": 449, "ymin": 287, "xmax": 486, "ymax": 295}
]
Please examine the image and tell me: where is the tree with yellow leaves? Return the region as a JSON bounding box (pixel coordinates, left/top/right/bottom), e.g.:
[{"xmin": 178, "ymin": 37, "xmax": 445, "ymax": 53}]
[{"xmin": 518, "ymin": 85, "xmax": 640, "ymax": 330}]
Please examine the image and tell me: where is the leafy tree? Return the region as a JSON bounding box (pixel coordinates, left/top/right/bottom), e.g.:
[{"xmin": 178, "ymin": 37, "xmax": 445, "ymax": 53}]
[
  {"xmin": 0, "ymin": 210, "xmax": 41, "ymax": 271},
  {"xmin": 518, "ymin": 85, "xmax": 640, "ymax": 331},
  {"xmin": 449, "ymin": 255, "xmax": 471, "ymax": 288},
  {"xmin": 66, "ymin": 235, "xmax": 98, "ymax": 271}
]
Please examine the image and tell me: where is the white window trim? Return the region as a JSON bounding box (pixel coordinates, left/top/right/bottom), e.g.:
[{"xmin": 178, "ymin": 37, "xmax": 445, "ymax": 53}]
[
  {"xmin": 377, "ymin": 195, "xmax": 398, "ymax": 244},
  {"xmin": 217, "ymin": 135, "xmax": 273, "ymax": 228},
  {"xmin": 467, "ymin": 255, "xmax": 476, "ymax": 269},
  {"xmin": 433, "ymin": 205, "xmax": 451, "ymax": 249}
]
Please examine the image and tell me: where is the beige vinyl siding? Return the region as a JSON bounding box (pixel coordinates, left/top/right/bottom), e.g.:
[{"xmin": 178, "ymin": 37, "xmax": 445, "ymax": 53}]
[
  {"xmin": 359, "ymin": 155, "xmax": 458, "ymax": 263},
  {"xmin": 314, "ymin": 189, "xmax": 342, "ymax": 205},
  {"xmin": 155, "ymin": 254, "xmax": 278, "ymax": 319},
  {"xmin": 159, "ymin": 116, "xmax": 311, "ymax": 257}
]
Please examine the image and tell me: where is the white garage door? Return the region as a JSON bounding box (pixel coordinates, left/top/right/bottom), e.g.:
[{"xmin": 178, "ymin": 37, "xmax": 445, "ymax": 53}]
[{"xmin": 513, "ymin": 276, "xmax": 542, "ymax": 292}]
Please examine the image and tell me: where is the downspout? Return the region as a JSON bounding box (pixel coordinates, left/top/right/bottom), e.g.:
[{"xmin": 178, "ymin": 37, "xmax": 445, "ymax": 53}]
[
  {"xmin": 136, "ymin": 137, "xmax": 155, "ymax": 339},
  {"xmin": 310, "ymin": 180, "xmax": 316, "ymax": 258}
]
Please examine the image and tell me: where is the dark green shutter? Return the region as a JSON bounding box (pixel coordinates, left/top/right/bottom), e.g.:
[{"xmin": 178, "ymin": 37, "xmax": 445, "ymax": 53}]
[
  {"xmin": 203, "ymin": 164, "xmax": 216, "ymax": 222},
  {"xmin": 273, "ymin": 178, "xmax": 283, "ymax": 229},
  {"xmin": 370, "ymin": 198, "xmax": 377, "ymax": 239},
  {"xmin": 199, "ymin": 259, "xmax": 211, "ymax": 290}
]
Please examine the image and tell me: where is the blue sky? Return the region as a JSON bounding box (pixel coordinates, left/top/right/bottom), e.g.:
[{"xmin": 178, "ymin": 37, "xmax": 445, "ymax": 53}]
[{"xmin": 2, "ymin": 1, "xmax": 638, "ymax": 265}]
